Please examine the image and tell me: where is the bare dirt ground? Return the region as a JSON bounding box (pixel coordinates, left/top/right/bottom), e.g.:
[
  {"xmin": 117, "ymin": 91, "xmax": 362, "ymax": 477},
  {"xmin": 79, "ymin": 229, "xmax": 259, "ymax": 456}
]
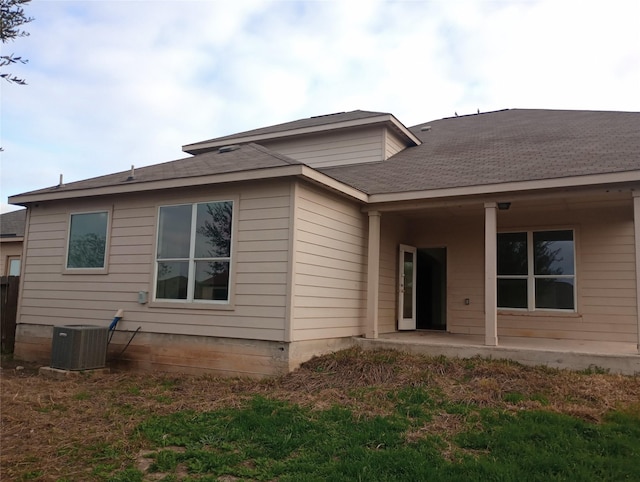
[{"xmin": 2, "ymin": 348, "xmax": 639, "ymax": 481}]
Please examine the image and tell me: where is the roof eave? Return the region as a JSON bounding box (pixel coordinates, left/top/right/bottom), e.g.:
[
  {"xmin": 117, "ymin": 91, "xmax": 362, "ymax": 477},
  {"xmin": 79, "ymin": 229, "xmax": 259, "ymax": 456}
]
[
  {"xmin": 9, "ymin": 165, "xmax": 304, "ymax": 204},
  {"xmin": 9, "ymin": 164, "xmax": 370, "ymax": 205},
  {"xmin": 299, "ymin": 166, "xmax": 369, "ymax": 203},
  {"xmin": 0, "ymin": 236, "xmax": 24, "ymax": 243},
  {"xmin": 182, "ymin": 114, "xmax": 421, "ymax": 154},
  {"xmin": 365, "ymin": 171, "xmax": 640, "ymax": 206}
]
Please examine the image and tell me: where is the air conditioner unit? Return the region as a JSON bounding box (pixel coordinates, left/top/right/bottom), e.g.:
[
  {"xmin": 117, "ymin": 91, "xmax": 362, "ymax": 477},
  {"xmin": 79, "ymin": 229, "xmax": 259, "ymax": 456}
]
[{"xmin": 51, "ymin": 325, "xmax": 109, "ymax": 370}]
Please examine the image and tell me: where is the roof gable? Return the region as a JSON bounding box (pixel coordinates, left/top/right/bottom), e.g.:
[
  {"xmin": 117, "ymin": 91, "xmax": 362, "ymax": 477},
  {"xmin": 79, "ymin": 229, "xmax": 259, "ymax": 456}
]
[
  {"xmin": 320, "ymin": 109, "xmax": 640, "ymax": 195},
  {"xmin": 182, "ymin": 110, "xmax": 421, "ymax": 155}
]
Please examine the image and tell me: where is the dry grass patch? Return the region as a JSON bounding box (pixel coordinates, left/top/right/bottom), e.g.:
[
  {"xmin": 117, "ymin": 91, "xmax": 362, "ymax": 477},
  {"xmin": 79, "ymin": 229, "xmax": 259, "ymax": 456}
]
[{"xmin": 2, "ymin": 348, "xmax": 639, "ymax": 481}]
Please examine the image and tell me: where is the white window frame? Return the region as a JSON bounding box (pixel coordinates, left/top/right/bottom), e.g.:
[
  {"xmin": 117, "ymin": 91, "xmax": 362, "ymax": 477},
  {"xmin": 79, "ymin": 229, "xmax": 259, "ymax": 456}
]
[
  {"xmin": 64, "ymin": 209, "xmax": 111, "ymax": 274},
  {"xmin": 497, "ymin": 229, "xmax": 576, "ymax": 312},
  {"xmin": 153, "ymin": 200, "xmax": 234, "ymax": 305}
]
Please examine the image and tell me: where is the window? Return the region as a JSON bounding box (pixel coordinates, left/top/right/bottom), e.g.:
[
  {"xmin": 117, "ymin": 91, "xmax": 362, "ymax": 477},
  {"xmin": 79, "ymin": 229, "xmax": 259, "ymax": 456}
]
[
  {"xmin": 497, "ymin": 230, "xmax": 575, "ymax": 311},
  {"xmin": 155, "ymin": 200, "xmax": 233, "ymax": 303},
  {"xmin": 8, "ymin": 257, "xmax": 21, "ymax": 276},
  {"xmin": 66, "ymin": 211, "xmax": 109, "ymax": 269}
]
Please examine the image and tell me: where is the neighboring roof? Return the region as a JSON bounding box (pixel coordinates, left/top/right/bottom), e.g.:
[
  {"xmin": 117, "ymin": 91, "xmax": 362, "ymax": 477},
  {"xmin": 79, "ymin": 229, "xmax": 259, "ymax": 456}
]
[
  {"xmin": 182, "ymin": 110, "xmax": 421, "ymax": 154},
  {"xmin": 319, "ymin": 109, "xmax": 640, "ymax": 195},
  {"xmin": 0, "ymin": 209, "xmax": 26, "ymax": 238},
  {"xmin": 13, "ymin": 143, "xmax": 302, "ymax": 199}
]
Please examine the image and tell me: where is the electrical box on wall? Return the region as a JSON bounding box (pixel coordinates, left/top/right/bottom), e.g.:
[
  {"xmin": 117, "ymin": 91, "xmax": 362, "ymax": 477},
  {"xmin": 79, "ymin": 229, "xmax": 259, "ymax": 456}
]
[
  {"xmin": 50, "ymin": 325, "xmax": 109, "ymax": 370},
  {"xmin": 138, "ymin": 291, "xmax": 148, "ymax": 304}
]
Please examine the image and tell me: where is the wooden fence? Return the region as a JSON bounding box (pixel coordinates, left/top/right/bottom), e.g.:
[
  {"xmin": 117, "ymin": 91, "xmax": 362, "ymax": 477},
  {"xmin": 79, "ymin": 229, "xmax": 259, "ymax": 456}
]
[{"xmin": 1, "ymin": 276, "xmax": 19, "ymax": 354}]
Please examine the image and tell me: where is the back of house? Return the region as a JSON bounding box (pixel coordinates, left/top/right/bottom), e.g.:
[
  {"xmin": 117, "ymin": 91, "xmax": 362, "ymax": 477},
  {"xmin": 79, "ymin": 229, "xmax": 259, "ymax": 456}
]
[{"xmin": 9, "ymin": 108, "xmax": 640, "ymax": 376}]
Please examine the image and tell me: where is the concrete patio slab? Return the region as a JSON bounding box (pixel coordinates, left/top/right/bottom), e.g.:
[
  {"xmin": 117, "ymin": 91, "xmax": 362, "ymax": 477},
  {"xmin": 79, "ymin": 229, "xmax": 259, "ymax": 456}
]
[{"xmin": 354, "ymin": 332, "xmax": 640, "ymax": 375}]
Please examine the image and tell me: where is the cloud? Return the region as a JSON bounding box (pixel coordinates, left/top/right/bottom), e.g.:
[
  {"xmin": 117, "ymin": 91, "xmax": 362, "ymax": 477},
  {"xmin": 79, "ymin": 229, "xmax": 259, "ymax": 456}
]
[{"xmin": 1, "ymin": 0, "xmax": 638, "ymax": 209}]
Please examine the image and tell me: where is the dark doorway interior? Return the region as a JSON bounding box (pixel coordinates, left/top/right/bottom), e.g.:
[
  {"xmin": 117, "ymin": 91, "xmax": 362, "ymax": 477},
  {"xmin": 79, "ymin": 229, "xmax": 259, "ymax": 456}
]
[{"xmin": 416, "ymin": 248, "xmax": 446, "ymax": 330}]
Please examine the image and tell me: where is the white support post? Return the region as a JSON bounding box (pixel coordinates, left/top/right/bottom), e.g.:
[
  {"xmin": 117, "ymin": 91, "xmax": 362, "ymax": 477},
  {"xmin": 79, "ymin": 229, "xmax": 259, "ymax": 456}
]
[
  {"xmin": 484, "ymin": 202, "xmax": 498, "ymax": 346},
  {"xmin": 633, "ymin": 193, "xmax": 640, "ymax": 354},
  {"xmin": 366, "ymin": 211, "xmax": 381, "ymax": 339}
]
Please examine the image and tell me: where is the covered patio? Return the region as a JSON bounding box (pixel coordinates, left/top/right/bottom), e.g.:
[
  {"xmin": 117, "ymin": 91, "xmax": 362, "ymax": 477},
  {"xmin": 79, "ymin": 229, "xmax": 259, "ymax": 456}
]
[
  {"xmin": 354, "ymin": 331, "xmax": 640, "ymax": 375},
  {"xmin": 359, "ymin": 186, "xmax": 640, "ymax": 377}
]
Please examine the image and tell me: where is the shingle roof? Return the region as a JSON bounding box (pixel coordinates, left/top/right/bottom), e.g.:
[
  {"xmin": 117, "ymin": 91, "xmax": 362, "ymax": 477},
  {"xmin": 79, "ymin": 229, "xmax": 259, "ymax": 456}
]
[
  {"xmin": 17, "ymin": 143, "xmax": 302, "ymax": 197},
  {"xmin": 11, "ymin": 109, "xmax": 640, "ymax": 204},
  {"xmin": 184, "ymin": 110, "xmax": 390, "ymax": 148},
  {"xmin": 319, "ymin": 109, "xmax": 640, "ymax": 195},
  {"xmin": 0, "ymin": 209, "xmax": 26, "ymax": 237}
]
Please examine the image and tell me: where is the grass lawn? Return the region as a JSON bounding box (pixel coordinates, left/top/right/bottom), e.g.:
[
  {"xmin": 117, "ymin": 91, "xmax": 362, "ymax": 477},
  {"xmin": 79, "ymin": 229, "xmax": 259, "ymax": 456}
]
[{"xmin": 2, "ymin": 348, "xmax": 639, "ymax": 481}]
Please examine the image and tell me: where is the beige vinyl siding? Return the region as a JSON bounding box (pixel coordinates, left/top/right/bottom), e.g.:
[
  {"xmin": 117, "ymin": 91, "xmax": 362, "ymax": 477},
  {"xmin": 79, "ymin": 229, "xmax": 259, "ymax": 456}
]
[
  {"xmin": 404, "ymin": 212, "xmax": 485, "ymax": 335},
  {"xmin": 291, "ymin": 182, "xmax": 367, "ymax": 340},
  {"xmin": 17, "ymin": 181, "xmax": 292, "ymax": 342},
  {"xmin": 378, "ymin": 212, "xmax": 486, "ymax": 336},
  {"xmin": 378, "ymin": 216, "xmax": 406, "ymax": 333},
  {"xmin": 392, "ymin": 197, "xmax": 637, "ymax": 343},
  {"xmin": 496, "ymin": 201, "xmax": 636, "ymax": 342},
  {"xmin": 20, "ymin": 199, "xmax": 155, "ymax": 328},
  {"xmin": 565, "ymin": 206, "xmax": 636, "ymax": 340},
  {"xmin": 262, "ymin": 126, "xmax": 384, "ymax": 168},
  {"xmin": 384, "ymin": 128, "xmax": 409, "ymax": 159}
]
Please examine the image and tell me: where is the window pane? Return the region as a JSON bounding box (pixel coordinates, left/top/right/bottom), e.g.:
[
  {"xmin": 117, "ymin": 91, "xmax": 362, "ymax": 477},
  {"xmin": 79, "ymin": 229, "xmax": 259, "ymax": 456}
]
[
  {"xmin": 497, "ymin": 232, "xmax": 527, "ymax": 275},
  {"xmin": 497, "ymin": 278, "xmax": 528, "ymax": 308},
  {"xmin": 195, "ymin": 201, "xmax": 233, "ymax": 258},
  {"xmin": 402, "ymin": 251, "xmax": 414, "ymax": 318},
  {"xmin": 158, "ymin": 205, "xmax": 192, "ymax": 259},
  {"xmin": 534, "ymin": 231, "xmax": 574, "ymax": 275},
  {"xmin": 67, "ymin": 212, "xmax": 108, "ymax": 268},
  {"xmin": 8, "ymin": 258, "xmax": 21, "ymax": 276},
  {"xmin": 194, "ymin": 261, "xmax": 230, "ymax": 301},
  {"xmin": 156, "ymin": 261, "xmax": 189, "ymax": 299},
  {"xmin": 535, "ymin": 278, "xmax": 574, "ymax": 310}
]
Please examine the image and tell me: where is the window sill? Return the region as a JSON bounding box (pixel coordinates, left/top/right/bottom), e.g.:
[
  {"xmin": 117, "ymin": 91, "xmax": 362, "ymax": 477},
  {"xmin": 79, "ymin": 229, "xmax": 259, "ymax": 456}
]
[
  {"xmin": 62, "ymin": 268, "xmax": 109, "ymax": 275},
  {"xmin": 148, "ymin": 301, "xmax": 235, "ymax": 311},
  {"xmin": 498, "ymin": 309, "xmax": 581, "ymax": 318}
]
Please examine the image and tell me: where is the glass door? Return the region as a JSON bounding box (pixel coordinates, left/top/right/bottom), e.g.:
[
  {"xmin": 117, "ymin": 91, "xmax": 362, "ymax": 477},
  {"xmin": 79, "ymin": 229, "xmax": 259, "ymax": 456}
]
[{"xmin": 398, "ymin": 245, "xmax": 417, "ymax": 330}]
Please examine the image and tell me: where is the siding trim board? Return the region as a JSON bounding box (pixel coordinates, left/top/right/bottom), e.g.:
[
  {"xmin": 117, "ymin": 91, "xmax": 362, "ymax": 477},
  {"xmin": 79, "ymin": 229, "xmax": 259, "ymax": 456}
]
[
  {"xmin": 634, "ymin": 192, "xmax": 640, "ymax": 352},
  {"xmin": 284, "ymin": 182, "xmax": 298, "ymax": 342}
]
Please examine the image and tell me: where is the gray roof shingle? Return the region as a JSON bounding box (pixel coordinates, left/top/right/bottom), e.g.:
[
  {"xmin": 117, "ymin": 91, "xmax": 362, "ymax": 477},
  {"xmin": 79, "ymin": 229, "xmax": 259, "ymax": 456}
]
[
  {"xmin": 184, "ymin": 110, "xmax": 390, "ymax": 149},
  {"xmin": 11, "ymin": 109, "xmax": 640, "ymax": 203},
  {"xmin": 0, "ymin": 209, "xmax": 26, "ymax": 237},
  {"xmin": 319, "ymin": 109, "xmax": 640, "ymax": 194},
  {"xmin": 17, "ymin": 143, "xmax": 302, "ymax": 197}
]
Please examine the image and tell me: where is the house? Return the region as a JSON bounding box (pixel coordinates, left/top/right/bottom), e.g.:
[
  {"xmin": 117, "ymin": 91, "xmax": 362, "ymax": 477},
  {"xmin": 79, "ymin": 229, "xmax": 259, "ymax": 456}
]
[
  {"xmin": 0, "ymin": 209, "xmax": 26, "ymax": 276},
  {"xmin": 9, "ymin": 109, "xmax": 640, "ymax": 376}
]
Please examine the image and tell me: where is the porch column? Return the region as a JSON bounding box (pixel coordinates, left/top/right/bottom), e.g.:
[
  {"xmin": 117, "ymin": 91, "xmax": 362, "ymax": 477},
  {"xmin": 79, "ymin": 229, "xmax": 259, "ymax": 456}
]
[
  {"xmin": 634, "ymin": 192, "xmax": 640, "ymax": 353},
  {"xmin": 366, "ymin": 211, "xmax": 381, "ymax": 339},
  {"xmin": 484, "ymin": 202, "xmax": 498, "ymax": 346}
]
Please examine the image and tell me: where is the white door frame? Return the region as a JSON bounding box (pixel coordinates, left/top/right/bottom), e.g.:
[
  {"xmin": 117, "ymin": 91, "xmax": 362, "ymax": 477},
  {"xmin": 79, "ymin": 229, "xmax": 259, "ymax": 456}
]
[{"xmin": 398, "ymin": 244, "xmax": 417, "ymax": 330}]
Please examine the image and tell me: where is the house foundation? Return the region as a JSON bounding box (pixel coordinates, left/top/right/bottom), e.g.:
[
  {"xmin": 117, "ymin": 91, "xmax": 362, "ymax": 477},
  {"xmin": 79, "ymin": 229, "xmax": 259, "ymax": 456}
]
[{"xmin": 14, "ymin": 323, "xmax": 356, "ymax": 378}]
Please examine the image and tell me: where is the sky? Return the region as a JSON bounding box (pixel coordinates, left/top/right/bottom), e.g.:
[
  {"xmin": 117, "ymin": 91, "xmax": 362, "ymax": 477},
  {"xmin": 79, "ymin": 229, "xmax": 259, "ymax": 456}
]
[{"xmin": 2, "ymin": 0, "xmax": 639, "ymax": 213}]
